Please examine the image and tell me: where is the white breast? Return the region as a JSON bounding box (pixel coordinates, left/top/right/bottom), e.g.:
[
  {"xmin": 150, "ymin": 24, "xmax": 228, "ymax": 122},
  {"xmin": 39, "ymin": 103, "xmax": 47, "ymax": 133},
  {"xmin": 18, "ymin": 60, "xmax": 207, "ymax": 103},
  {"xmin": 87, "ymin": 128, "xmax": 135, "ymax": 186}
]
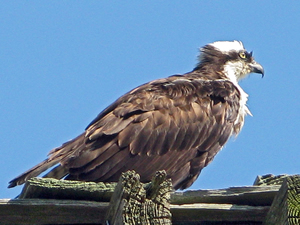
[{"xmin": 223, "ymin": 62, "xmax": 252, "ymax": 128}]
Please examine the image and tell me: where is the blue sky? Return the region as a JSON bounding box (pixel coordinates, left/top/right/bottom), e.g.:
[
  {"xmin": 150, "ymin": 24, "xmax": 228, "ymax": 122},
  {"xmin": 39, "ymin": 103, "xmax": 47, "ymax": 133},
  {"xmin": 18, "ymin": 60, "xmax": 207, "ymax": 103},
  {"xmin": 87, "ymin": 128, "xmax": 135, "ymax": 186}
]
[{"xmin": 1, "ymin": 1, "xmax": 300, "ymax": 198}]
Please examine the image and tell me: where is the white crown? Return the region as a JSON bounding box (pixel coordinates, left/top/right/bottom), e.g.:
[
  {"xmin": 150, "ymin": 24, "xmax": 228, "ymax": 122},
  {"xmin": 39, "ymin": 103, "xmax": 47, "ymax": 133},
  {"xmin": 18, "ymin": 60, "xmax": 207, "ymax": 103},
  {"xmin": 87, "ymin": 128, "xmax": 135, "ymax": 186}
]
[{"xmin": 209, "ymin": 40, "xmax": 245, "ymax": 53}]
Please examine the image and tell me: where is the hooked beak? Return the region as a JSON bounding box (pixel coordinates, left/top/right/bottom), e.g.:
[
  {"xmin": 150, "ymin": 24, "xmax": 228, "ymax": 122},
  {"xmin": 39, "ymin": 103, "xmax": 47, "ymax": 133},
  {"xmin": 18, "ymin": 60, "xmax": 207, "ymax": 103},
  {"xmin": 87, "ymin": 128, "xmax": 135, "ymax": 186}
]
[{"xmin": 249, "ymin": 61, "xmax": 264, "ymax": 77}]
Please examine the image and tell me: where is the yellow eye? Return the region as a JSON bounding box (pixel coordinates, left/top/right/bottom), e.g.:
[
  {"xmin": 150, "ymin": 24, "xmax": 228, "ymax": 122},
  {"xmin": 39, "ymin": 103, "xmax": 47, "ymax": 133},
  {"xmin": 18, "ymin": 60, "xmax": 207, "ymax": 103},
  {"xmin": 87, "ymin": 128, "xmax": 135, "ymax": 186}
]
[{"xmin": 239, "ymin": 52, "xmax": 246, "ymax": 59}]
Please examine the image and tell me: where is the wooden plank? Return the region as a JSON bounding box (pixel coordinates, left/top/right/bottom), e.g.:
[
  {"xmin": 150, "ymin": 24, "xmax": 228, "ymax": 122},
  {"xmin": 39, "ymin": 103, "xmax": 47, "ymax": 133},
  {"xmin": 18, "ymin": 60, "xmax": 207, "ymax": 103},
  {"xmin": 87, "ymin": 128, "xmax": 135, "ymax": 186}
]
[
  {"xmin": 19, "ymin": 177, "xmax": 116, "ymax": 202},
  {"xmin": 0, "ymin": 199, "xmax": 270, "ymax": 224},
  {"xmin": 287, "ymin": 176, "xmax": 300, "ymax": 224},
  {"xmin": 171, "ymin": 203, "xmax": 270, "ymax": 224},
  {"xmin": 264, "ymin": 175, "xmax": 300, "ymax": 225},
  {"xmin": 254, "ymin": 174, "xmax": 290, "ymax": 186},
  {"xmin": 171, "ymin": 185, "xmax": 280, "ymax": 206},
  {"xmin": 0, "ymin": 174, "xmax": 287, "ymax": 224},
  {"xmin": 0, "ymin": 198, "xmax": 109, "ymax": 224},
  {"xmin": 18, "ymin": 177, "xmax": 280, "ymax": 207},
  {"xmin": 106, "ymin": 170, "xmax": 173, "ymax": 225}
]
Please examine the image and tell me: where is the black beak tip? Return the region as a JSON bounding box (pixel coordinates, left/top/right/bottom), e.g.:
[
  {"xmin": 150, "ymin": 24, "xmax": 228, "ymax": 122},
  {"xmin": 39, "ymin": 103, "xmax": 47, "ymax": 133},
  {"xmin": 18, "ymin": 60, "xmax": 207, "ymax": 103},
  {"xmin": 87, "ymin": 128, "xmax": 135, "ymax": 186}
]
[
  {"xmin": 259, "ymin": 69, "xmax": 264, "ymax": 78},
  {"xmin": 251, "ymin": 63, "xmax": 264, "ymax": 78},
  {"xmin": 258, "ymin": 69, "xmax": 264, "ymax": 78}
]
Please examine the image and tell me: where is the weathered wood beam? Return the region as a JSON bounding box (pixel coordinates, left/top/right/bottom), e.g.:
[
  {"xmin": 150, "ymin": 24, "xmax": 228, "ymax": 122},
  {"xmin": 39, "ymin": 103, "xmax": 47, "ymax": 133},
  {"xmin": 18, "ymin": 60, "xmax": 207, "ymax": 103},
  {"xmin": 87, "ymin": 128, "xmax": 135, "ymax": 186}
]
[
  {"xmin": 0, "ymin": 199, "xmax": 270, "ymax": 224},
  {"xmin": 19, "ymin": 177, "xmax": 116, "ymax": 202},
  {"xmin": 106, "ymin": 170, "xmax": 173, "ymax": 225},
  {"xmin": 18, "ymin": 177, "xmax": 281, "ymax": 206},
  {"xmin": 171, "ymin": 185, "xmax": 280, "ymax": 206},
  {"xmin": 254, "ymin": 174, "xmax": 290, "ymax": 186},
  {"xmin": 0, "ymin": 198, "xmax": 108, "ymax": 224},
  {"xmin": 0, "ymin": 173, "xmax": 289, "ymax": 224},
  {"xmin": 171, "ymin": 203, "xmax": 269, "ymax": 224},
  {"xmin": 264, "ymin": 175, "xmax": 300, "ymax": 225}
]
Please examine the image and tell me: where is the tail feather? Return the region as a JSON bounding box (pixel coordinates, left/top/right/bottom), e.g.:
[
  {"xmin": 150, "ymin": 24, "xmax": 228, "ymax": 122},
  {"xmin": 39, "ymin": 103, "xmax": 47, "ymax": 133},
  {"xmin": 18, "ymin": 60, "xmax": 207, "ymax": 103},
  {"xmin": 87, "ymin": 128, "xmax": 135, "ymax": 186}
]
[
  {"xmin": 8, "ymin": 158, "xmax": 60, "ymax": 188},
  {"xmin": 8, "ymin": 133, "xmax": 85, "ymax": 188}
]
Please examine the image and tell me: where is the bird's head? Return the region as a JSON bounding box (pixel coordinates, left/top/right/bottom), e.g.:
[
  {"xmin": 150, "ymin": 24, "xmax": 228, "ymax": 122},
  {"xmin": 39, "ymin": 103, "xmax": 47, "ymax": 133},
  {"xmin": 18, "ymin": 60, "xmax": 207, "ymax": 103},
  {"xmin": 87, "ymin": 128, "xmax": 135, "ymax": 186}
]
[{"xmin": 196, "ymin": 40, "xmax": 264, "ymax": 83}]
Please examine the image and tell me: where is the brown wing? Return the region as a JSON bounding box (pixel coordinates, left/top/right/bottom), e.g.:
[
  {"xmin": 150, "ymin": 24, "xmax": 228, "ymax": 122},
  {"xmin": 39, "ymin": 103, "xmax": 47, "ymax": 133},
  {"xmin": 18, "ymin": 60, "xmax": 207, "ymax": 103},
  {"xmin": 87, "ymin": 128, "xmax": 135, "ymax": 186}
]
[{"xmin": 8, "ymin": 74, "xmax": 241, "ymax": 189}]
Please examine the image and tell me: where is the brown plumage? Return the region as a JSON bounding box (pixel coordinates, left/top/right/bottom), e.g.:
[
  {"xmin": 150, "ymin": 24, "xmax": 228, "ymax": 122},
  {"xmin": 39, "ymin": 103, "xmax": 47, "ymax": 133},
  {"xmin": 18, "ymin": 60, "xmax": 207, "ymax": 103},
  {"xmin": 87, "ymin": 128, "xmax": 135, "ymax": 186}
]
[{"xmin": 9, "ymin": 41, "xmax": 264, "ymax": 190}]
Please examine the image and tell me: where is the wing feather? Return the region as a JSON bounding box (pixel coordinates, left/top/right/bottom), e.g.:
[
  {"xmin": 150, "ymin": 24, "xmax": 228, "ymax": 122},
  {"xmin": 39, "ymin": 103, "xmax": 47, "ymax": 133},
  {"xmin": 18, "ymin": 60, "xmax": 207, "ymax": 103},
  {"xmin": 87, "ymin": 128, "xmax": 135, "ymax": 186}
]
[
  {"xmin": 77, "ymin": 78, "xmax": 241, "ymax": 188},
  {"xmin": 117, "ymin": 121, "xmax": 146, "ymax": 148}
]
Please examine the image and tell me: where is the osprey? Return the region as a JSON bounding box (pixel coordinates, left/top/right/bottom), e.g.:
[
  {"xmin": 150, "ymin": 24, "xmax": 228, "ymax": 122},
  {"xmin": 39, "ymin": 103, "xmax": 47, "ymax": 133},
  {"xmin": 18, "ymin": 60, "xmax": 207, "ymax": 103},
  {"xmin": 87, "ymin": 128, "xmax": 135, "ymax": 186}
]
[{"xmin": 9, "ymin": 41, "xmax": 264, "ymax": 190}]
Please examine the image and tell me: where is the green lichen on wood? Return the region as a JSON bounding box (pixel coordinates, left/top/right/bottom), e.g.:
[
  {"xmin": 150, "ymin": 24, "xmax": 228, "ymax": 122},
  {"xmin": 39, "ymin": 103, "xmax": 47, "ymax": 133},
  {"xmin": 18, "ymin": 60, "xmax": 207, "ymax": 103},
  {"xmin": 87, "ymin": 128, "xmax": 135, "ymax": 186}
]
[
  {"xmin": 254, "ymin": 174, "xmax": 290, "ymax": 186},
  {"xmin": 264, "ymin": 175, "xmax": 300, "ymax": 225},
  {"xmin": 287, "ymin": 176, "xmax": 300, "ymax": 224},
  {"xmin": 19, "ymin": 177, "xmax": 116, "ymax": 202}
]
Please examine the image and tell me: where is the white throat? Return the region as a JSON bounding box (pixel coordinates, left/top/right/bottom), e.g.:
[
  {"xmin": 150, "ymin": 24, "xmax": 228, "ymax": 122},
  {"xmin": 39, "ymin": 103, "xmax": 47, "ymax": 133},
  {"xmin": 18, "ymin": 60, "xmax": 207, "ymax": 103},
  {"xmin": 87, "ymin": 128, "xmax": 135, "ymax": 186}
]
[
  {"xmin": 223, "ymin": 61, "xmax": 252, "ymax": 120},
  {"xmin": 223, "ymin": 61, "xmax": 247, "ymax": 85}
]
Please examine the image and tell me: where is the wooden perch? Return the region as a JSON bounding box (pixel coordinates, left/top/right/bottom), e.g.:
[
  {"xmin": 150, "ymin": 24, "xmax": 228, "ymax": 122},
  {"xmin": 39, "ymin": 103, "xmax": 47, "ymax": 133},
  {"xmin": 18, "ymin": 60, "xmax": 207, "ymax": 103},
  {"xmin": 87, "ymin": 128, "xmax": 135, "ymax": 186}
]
[
  {"xmin": 1, "ymin": 173, "xmax": 300, "ymax": 224},
  {"xmin": 254, "ymin": 174, "xmax": 290, "ymax": 186},
  {"xmin": 264, "ymin": 175, "xmax": 300, "ymax": 225},
  {"xmin": 19, "ymin": 177, "xmax": 116, "ymax": 202},
  {"xmin": 106, "ymin": 170, "xmax": 173, "ymax": 225},
  {"xmin": 171, "ymin": 185, "xmax": 280, "ymax": 206},
  {"xmin": 0, "ymin": 198, "xmax": 108, "ymax": 224}
]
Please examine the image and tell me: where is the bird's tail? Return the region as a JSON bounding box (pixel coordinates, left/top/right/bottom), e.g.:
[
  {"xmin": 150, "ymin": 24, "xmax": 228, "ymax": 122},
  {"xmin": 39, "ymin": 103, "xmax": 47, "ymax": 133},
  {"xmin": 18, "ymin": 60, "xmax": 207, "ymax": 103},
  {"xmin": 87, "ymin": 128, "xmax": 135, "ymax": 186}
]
[
  {"xmin": 8, "ymin": 133, "xmax": 85, "ymax": 188},
  {"xmin": 8, "ymin": 158, "xmax": 62, "ymax": 188}
]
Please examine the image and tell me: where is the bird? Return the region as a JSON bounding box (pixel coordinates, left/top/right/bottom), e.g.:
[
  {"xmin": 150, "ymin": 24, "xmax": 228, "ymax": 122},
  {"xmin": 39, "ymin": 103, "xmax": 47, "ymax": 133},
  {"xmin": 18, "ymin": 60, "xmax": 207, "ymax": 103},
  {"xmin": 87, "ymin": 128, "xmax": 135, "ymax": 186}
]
[{"xmin": 9, "ymin": 40, "xmax": 264, "ymax": 190}]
